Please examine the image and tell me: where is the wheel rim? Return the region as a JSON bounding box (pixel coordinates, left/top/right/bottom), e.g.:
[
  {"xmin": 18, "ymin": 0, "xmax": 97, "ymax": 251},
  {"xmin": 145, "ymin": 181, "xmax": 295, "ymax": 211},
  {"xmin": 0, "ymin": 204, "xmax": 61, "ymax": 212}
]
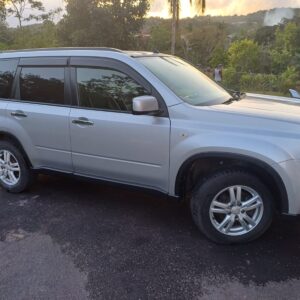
[
  {"xmin": 0, "ymin": 150, "xmax": 21, "ymax": 186},
  {"xmin": 209, "ymin": 185, "xmax": 264, "ymax": 236}
]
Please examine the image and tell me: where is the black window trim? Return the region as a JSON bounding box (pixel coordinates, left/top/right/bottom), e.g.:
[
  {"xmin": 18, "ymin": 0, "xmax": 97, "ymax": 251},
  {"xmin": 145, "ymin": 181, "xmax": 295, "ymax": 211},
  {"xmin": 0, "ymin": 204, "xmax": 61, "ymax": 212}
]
[
  {"xmin": 69, "ymin": 57, "xmax": 169, "ymax": 117},
  {"xmin": 0, "ymin": 58, "xmax": 20, "ymax": 100},
  {"xmin": 19, "ymin": 57, "xmax": 68, "ymax": 67}
]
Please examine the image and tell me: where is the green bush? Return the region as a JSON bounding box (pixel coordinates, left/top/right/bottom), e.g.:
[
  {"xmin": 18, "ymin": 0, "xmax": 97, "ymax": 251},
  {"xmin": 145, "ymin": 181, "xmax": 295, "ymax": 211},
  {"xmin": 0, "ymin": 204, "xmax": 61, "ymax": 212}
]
[
  {"xmin": 222, "ymin": 68, "xmax": 299, "ymax": 96},
  {"xmin": 223, "ymin": 67, "xmax": 241, "ymax": 90},
  {"xmin": 240, "ymin": 73, "xmax": 280, "ymax": 93},
  {"xmin": 0, "ymin": 42, "xmax": 8, "ymax": 50},
  {"xmin": 279, "ymin": 66, "xmax": 300, "ymax": 94}
]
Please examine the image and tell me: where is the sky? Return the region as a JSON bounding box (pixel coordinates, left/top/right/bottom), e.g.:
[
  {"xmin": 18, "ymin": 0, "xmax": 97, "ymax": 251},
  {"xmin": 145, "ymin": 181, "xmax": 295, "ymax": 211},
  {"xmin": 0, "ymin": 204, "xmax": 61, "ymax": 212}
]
[
  {"xmin": 150, "ymin": 0, "xmax": 300, "ymax": 18},
  {"xmin": 7, "ymin": 0, "xmax": 300, "ymax": 27}
]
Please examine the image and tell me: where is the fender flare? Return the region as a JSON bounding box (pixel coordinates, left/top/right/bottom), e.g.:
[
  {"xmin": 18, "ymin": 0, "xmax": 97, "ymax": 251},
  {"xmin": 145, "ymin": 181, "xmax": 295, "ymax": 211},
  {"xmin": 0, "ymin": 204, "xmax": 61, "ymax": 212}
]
[{"xmin": 175, "ymin": 152, "xmax": 289, "ymax": 213}]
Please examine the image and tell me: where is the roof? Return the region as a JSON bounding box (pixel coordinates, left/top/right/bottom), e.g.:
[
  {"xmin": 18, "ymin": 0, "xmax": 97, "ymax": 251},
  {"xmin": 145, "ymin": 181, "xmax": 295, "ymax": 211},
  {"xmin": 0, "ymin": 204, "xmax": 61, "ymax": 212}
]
[
  {"xmin": 1, "ymin": 47, "xmax": 123, "ymax": 53},
  {"xmin": 0, "ymin": 47, "xmax": 166, "ymax": 59}
]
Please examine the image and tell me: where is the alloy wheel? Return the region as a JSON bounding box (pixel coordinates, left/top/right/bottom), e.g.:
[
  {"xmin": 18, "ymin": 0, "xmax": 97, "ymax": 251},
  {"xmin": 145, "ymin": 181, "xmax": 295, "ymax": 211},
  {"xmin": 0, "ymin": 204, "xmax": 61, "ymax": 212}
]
[
  {"xmin": 209, "ymin": 185, "xmax": 264, "ymax": 236},
  {"xmin": 0, "ymin": 150, "xmax": 21, "ymax": 186}
]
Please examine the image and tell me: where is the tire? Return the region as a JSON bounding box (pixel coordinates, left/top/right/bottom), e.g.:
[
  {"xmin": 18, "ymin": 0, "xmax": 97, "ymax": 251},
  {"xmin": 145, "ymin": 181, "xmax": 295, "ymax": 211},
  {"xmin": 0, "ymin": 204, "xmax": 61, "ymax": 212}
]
[
  {"xmin": 0, "ymin": 141, "xmax": 33, "ymax": 193},
  {"xmin": 190, "ymin": 169, "xmax": 274, "ymax": 244}
]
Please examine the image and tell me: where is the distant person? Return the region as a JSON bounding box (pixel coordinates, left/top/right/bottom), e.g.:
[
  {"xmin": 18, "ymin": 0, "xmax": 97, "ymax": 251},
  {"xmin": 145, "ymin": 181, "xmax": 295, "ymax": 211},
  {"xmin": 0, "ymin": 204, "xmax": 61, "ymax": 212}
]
[{"xmin": 214, "ymin": 64, "xmax": 223, "ymax": 83}]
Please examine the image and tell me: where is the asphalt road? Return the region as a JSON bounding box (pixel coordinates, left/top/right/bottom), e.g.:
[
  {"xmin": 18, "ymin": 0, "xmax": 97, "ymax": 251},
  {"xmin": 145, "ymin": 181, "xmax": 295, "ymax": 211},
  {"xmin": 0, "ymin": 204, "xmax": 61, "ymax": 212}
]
[{"xmin": 1, "ymin": 175, "xmax": 300, "ymax": 300}]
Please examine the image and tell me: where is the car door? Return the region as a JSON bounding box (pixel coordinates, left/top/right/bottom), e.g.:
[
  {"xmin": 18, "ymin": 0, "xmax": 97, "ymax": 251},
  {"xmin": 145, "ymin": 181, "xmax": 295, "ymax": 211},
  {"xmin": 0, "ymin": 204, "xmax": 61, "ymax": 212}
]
[
  {"xmin": 6, "ymin": 57, "xmax": 72, "ymax": 171},
  {"xmin": 69, "ymin": 57, "xmax": 170, "ymax": 192}
]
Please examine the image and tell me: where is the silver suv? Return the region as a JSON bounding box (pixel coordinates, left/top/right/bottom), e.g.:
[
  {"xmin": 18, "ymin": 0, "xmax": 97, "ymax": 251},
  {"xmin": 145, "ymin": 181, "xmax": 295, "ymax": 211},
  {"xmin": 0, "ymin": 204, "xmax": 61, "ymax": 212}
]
[{"xmin": 0, "ymin": 48, "xmax": 299, "ymax": 244}]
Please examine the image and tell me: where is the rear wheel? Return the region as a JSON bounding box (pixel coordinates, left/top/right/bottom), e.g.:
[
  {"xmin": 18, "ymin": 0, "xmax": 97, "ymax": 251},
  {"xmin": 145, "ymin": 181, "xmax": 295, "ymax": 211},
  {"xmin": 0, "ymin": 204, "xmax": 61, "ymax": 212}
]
[
  {"xmin": 0, "ymin": 141, "xmax": 33, "ymax": 193},
  {"xmin": 191, "ymin": 170, "xmax": 274, "ymax": 244}
]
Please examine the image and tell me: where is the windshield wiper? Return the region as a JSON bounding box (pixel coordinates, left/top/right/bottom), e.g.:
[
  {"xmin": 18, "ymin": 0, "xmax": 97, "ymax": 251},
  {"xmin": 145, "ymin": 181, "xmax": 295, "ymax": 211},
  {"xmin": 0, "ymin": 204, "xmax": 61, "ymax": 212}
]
[
  {"xmin": 223, "ymin": 98, "xmax": 236, "ymax": 105},
  {"xmin": 223, "ymin": 90, "xmax": 246, "ymax": 104}
]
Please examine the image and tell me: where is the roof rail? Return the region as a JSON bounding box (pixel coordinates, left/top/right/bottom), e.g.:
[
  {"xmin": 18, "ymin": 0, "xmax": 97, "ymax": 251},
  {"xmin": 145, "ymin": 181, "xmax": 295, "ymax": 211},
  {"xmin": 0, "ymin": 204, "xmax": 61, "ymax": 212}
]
[{"xmin": 0, "ymin": 47, "xmax": 124, "ymax": 53}]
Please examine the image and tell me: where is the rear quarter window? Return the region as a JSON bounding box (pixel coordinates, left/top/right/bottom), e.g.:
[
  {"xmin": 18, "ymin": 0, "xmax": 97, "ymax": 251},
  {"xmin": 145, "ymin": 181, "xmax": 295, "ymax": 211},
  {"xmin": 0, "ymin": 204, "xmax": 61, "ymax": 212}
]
[{"xmin": 0, "ymin": 59, "xmax": 18, "ymax": 99}]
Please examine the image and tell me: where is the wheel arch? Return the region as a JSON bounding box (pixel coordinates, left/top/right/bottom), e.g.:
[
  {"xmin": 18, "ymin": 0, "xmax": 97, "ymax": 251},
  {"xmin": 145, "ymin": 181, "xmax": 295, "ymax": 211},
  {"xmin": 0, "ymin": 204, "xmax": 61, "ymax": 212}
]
[
  {"xmin": 0, "ymin": 131, "xmax": 33, "ymax": 168},
  {"xmin": 175, "ymin": 152, "xmax": 289, "ymax": 213}
]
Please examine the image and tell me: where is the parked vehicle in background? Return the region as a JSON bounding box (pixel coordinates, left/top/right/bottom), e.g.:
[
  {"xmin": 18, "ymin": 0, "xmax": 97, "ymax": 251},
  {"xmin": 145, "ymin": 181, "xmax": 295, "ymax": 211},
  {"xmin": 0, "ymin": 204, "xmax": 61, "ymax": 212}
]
[
  {"xmin": 290, "ymin": 89, "xmax": 300, "ymax": 99},
  {"xmin": 0, "ymin": 48, "xmax": 300, "ymax": 244}
]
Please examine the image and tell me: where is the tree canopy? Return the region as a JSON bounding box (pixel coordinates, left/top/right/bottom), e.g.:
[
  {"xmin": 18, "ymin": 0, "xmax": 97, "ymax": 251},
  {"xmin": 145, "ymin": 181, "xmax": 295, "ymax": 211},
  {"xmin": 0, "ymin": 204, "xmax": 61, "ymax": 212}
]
[{"xmin": 58, "ymin": 0, "xmax": 150, "ymax": 49}]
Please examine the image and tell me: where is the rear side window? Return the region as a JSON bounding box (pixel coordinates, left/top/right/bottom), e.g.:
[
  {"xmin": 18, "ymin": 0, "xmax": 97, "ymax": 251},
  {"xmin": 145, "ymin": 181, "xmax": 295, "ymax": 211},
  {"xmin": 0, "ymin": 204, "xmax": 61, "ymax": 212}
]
[
  {"xmin": 0, "ymin": 59, "xmax": 18, "ymax": 99},
  {"xmin": 77, "ymin": 68, "xmax": 149, "ymax": 112},
  {"xmin": 19, "ymin": 67, "xmax": 65, "ymax": 105}
]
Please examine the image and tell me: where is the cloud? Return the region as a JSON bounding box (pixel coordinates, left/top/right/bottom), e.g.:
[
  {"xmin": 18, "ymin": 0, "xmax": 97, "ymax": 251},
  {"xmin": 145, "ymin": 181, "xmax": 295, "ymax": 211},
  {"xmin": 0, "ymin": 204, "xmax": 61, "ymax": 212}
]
[{"xmin": 150, "ymin": 0, "xmax": 300, "ymax": 16}]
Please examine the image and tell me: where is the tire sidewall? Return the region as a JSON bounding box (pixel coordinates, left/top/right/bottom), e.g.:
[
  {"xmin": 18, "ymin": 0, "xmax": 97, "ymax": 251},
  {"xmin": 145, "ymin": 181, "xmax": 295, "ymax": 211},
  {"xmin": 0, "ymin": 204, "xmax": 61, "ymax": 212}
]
[{"xmin": 191, "ymin": 171, "xmax": 274, "ymax": 244}]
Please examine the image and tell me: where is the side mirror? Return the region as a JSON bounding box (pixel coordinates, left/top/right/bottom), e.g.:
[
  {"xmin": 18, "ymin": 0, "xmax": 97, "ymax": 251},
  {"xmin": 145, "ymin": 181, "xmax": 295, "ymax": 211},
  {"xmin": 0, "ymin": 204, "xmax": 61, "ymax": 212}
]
[{"xmin": 132, "ymin": 96, "xmax": 160, "ymax": 115}]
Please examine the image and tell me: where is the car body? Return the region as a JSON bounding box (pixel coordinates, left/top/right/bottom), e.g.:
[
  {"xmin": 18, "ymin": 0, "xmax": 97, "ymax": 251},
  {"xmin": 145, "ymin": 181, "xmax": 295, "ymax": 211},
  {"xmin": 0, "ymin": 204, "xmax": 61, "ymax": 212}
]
[{"xmin": 0, "ymin": 48, "xmax": 299, "ymax": 243}]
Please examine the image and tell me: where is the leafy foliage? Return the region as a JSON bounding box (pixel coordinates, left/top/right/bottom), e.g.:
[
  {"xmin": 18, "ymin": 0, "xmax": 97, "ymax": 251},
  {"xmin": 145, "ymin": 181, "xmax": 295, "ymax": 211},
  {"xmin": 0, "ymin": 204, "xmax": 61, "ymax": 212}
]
[
  {"xmin": 1, "ymin": 0, "xmax": 61, "ymax": 28},
  {"xmin": 10, "ymin": 21, "xmax": 58, "ymax": 49},
  {"xmin": 228, "ymin": 39, "xmax": 260, "ymax": 73},
  {"xmin": 58, "ymin": 0, "xmax": 150, "ymax": 49}
]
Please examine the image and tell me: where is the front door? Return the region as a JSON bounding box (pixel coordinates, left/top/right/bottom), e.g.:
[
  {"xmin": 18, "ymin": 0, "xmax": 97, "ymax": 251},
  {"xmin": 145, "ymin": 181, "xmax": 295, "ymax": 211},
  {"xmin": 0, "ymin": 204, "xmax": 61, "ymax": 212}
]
[{"xmin": 69, "ymin": 58, "xmax": 170, "ymax": 192}]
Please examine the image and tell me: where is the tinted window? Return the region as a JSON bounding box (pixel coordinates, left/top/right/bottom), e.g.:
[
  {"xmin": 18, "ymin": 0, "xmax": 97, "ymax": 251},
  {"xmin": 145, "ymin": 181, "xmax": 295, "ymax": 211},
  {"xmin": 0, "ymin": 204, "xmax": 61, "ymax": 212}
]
[
  {"xmin": 20, "ymin": 67, "xmax": 65, "ymax": 105},
  {"xmin": 0, "ymin": 59, "xmax": 18, "ymax": 99},
  {"xmin": 77, "ymin": 68, "xmax": 149, "ymax": 111}
]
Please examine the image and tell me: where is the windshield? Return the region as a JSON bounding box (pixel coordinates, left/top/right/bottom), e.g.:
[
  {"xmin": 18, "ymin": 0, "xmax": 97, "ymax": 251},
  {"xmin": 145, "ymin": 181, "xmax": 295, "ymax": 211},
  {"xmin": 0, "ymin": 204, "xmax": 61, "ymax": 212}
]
[{"xmin": 137, "ymin": 56, "xmax": 231, "ymax": 106}]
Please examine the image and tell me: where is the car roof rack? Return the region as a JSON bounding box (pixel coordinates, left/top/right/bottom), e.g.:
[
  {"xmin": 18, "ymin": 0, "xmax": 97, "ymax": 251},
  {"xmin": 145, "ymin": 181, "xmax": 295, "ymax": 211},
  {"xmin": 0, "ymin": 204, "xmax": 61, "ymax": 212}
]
[{"xmin": 0, "ymin": 47, "xmax": 124, "ymax": 53}]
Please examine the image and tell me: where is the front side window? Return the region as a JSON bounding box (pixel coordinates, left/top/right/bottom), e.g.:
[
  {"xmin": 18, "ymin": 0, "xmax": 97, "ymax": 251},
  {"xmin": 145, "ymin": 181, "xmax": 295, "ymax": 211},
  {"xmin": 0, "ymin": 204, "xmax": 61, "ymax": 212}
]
[
  {"xmin": 77, "ymin": 68, "xmax": 149, "ymax": 111},
  {"xmin": 0, "ymin": 59, "xmax": 18, "ymax": 99},
  {"xmin": 19, "ymin": 67, "xmax": 65, "ymax": 105},
  {"xmin": 137, "ymin": 56, "xmax": 231, "ymax": 106}
]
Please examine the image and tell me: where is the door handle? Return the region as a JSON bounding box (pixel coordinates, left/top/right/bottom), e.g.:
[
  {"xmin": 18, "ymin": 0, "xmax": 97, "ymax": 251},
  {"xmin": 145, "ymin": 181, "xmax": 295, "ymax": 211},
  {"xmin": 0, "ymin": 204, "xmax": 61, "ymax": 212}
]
[
  {"xmin": 72, "ymin": 117, "xmax": 94, "ymax": 126},
  {"xmin": 11, "ymin": 110, "xmax": 27, "ymax": 118}
]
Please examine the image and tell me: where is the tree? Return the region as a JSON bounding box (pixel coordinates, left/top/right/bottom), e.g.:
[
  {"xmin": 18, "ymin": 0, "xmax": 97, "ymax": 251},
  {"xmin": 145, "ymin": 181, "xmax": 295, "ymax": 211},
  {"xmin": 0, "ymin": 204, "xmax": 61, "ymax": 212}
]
[
  {"xmin": 1, "ymin": 0, "xmax": 61, "ymax": 28},
  {"xmin": 169, "ymin": 0, "xmax": 206, "ymax": 55},
  {"xmin": 0, "ymin": 20, "xmax": 10, "ymax": 49},
  {"xmin": 2, "ymin": 0, "xmax": 44, "ymax": 28},
  {"xmin": 270, "ymin": 21, "xmax": 300, "ymax": 74},
  {"xmin": 58, "ymin": 0, "xmax": 149, "ymax": 49},
  {"xmin": 149, "ymin": 23, "xmax": 171, "ymax": 53},
  {"xmin": 228, "ymin": 39, "xmax": 260, "ymax": 73},
  {"xmin": 254, "ymin": 26, "xmax": 277, "ymax": 46},
  {"xmin": 185, "ymin": 22, "xmax": 227, "ymax": 65},
  {"xmin": 0, "ymin": 1, "xmax": 5, "ymax": 20},
  {"xmin": 209, "ymin": 47, "xmax": 228, "ymax": 68},
  {"xmin": 270, "ymin": 49, "xmax": 292, "ymax": 74},
  {"xmin": 10, "ymin": 21, "xmax": 59, "ymax": 49}
]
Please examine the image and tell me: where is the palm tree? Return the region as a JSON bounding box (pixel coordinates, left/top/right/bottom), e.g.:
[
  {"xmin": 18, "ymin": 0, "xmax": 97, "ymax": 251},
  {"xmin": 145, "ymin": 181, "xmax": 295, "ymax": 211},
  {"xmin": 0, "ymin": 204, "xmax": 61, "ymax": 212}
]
[{"xmin": 169, "ymin": 0, "xmax": 206, "ymax": 55}]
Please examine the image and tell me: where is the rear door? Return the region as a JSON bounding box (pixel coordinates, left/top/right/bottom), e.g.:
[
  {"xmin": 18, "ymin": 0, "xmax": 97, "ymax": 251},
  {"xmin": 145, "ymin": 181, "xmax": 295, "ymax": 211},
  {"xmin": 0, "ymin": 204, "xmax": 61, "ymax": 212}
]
[
  {"xmin": 69, "ymin": 57, "xmax": 170, "ymax": 192},
  {"xmin": 6, "ymin": 57, "xmax": 72, "ymax": 171}
]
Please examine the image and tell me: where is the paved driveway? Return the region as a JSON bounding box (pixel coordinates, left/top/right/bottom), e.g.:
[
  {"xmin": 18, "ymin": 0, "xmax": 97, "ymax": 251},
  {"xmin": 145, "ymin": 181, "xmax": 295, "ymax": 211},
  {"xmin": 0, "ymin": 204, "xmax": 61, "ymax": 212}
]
[{"xmin": 0, "ymin": 175, "xmax": 300, "ymax": 299}]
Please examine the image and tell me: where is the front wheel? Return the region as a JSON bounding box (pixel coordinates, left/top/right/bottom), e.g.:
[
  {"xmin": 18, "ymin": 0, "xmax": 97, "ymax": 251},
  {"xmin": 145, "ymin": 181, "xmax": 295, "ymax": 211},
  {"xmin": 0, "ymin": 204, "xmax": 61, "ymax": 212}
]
[{"xmin": 191, "ymin": 170, "xmax": 274, "ymax": 244}]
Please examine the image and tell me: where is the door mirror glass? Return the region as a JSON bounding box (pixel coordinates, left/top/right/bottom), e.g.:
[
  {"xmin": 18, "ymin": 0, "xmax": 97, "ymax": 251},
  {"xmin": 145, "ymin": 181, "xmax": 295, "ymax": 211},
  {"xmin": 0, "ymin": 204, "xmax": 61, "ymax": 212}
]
[{"xmin": 132, "ymin": 96, "xmax": 160, "ymax": 115}]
